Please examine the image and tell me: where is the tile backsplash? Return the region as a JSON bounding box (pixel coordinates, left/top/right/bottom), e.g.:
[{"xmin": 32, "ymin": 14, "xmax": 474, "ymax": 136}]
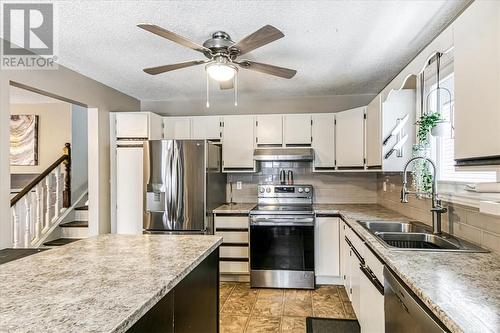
[
  {"xmin": 378, "ymin": 173, "xmax": 500, "ymax": 254},
  {"xmin": 225, "ymin": 163, "xmax": 500, "ymax": 254},
  {"xmin": 226, "ymin": 161, "xmax": 378, "ymax": 204}
]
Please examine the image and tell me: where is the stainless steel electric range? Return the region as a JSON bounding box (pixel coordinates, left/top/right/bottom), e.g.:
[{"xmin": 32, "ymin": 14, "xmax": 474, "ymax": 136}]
[{"xmin": 249, "ymin": 184, "xmax": 315, "ymax": 289}]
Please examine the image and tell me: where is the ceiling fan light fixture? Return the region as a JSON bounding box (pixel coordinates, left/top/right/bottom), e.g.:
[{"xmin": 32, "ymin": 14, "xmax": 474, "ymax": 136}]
[{"xmin": 205, "ymin": 63, "xmax": 237, "ymax": 82}]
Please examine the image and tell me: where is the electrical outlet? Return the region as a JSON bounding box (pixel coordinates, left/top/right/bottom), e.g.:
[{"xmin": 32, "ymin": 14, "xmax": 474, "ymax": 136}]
[{"xmin": 236, "ymin": 181, "xmax": 242, "ymax": 190}]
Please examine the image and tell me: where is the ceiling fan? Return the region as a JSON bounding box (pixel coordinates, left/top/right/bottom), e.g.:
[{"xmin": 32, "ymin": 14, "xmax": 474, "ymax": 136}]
[{"xmin": 137, "ymin": 24, "xmax": 297, "ymax": 91}]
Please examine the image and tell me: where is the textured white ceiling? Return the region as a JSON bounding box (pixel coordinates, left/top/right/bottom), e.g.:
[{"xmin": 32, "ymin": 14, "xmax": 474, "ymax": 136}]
[{"xmin": 50, "ymin": 0, "xmax": 469, "ymax": 101}]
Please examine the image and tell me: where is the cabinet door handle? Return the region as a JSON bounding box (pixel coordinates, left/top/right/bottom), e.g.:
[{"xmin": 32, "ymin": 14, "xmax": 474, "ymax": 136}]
[{"xmin": 359, "ymin": 263, "xmax": 384, "ymax": 295}]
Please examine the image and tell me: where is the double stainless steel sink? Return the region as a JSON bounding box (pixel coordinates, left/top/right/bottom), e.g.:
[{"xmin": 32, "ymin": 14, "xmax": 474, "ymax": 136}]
[{"xmin": 357, "ymin": 220, "xmax": 488, "ymax": 252}]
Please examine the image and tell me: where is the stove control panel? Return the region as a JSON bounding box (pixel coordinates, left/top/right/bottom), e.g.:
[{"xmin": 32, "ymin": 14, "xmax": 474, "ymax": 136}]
[{"xmin": 257, "ymin": 184, "xmax": 313, "ymax": 199}]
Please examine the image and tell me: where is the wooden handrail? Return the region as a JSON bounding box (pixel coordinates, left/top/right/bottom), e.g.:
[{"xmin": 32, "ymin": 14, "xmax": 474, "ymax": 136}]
[{"xmin": 11, "ymin": 143, "xmax": 71, "ymax": 207}]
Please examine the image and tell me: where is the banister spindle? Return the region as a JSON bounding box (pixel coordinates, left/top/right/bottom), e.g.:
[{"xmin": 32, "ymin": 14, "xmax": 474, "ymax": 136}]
[
  {"xmin": 24, "ymin": 197, "xmax": 30, "ymax": 247},
  {"xmin": 54, "ymin": 167, "xmax": 62, "ymax": 217},
  {"xmin": 45, "ymin": 174, "xmax": 52, "ymax": 228},
  {"xmin": 12, "ymin": 206, "xmax": 19, "ymax": 248},
  {"xmin": 35, "ymin": 184, "xmax": 42, "ymax": 241},
  {"xmin": 63, "ymin": 143, "xmax": 71, "ymax": 208}
]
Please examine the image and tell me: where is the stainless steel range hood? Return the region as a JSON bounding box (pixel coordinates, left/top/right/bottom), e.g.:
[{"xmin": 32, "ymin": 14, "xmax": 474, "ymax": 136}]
[{"xmin": 253, "ymin": 148, "xmax": 314, "ymax": 161}]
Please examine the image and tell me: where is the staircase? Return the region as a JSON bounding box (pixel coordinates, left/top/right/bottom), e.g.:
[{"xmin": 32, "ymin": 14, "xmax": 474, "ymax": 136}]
[
  {"xmin": 10, "ymin": 143, "xmax": 72, "ymax": 248},
  {"xmin": 43, "ymin": 203, "xmax": 89, "ymax": 247}
]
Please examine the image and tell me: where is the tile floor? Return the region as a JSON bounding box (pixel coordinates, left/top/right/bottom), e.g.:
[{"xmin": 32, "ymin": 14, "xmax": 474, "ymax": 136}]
[{"xmin": 219, "ymin": 282, "xmax": 356, "ymax": 333}]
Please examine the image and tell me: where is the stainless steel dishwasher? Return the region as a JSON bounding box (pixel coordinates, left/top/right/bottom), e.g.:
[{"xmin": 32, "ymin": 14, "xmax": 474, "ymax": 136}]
[{"xmin": 384, "ymin": 267, "xmax": 448, "ymax": 333}]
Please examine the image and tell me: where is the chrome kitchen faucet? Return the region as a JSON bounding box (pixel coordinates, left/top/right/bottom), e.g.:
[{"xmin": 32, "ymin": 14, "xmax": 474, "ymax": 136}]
[{"xmin": 401, "ymin": 156, "xmax": 447, "ymax": 235}]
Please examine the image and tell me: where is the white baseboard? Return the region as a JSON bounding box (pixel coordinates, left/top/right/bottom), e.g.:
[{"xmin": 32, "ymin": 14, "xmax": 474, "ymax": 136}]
[{"xmin": 316, "ymin": 276, "xmax": 343, "ymax": 285}]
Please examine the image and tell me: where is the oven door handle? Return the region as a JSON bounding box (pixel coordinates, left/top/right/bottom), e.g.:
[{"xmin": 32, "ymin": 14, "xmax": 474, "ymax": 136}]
[{"xmin": 250, "ymin": 217, "xmax": 314, "ymax": 226}]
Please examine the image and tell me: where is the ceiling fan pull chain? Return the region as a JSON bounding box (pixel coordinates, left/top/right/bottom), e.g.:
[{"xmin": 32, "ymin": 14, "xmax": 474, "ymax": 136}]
[
  {"xmin": 206, "ymin": 72, "xmax": 210, "ymax": 108},
  {"xmin": 234, "ymin": 71, "xmax": 238, "ymax": 106}
]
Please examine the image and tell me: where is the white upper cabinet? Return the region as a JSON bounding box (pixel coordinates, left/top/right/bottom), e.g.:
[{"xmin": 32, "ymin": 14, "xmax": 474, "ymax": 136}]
[
  {"xmin": 115, "ymin": 112, "xmax": 162, "ymax": 139},
  {"xmin": 365, "ymin": 95, "xmax": 382, "ymax": 167},
  {"xmin": 453, "ymin": 0, "xmax": 500, "ymax": 165},
  {"xmin": 381, "ymin": 90, "xmax": 415, "ymax": 171},
  {"xmin": 335, "ymin": 107, "xmax": 366, "ymax": 167},
  {"xmin": 256, "ymin": 115, "xmax": 283, "ymax": 146},
  {"xmin": 284, "ymin": 114, "xmax": 312, "ymax": 145},
  {"xmin": 222, "ymin": 115, "xmax": 255, "ymax": 170},
  {"xmin": 163, "ymin": 117, "xmax": 191, "ymax": 140},
  {"xmin": 312, "ymin": 114, "xmax": 335, "ymax": 169},
  {"xmin": 191, "ymin": 116, "xmax": 221, "ymax": 140}
]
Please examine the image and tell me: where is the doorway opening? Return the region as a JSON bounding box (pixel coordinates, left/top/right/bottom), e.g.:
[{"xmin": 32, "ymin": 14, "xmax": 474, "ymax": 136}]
[{"xmin": 9, "ymin": 84, "xmax": 89, "ymax": 248}]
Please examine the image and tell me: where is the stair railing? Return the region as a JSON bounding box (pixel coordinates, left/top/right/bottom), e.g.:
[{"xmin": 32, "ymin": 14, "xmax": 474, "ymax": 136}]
[{"xmin": 10, "ymin": 143, "xmax": 71, "ymax": 248}]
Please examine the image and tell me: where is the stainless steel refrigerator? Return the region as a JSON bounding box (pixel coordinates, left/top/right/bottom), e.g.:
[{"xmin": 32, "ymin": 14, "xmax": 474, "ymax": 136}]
[{"xmin": 143, "ymin": 140, "xmax": 225, "ymax": 234}]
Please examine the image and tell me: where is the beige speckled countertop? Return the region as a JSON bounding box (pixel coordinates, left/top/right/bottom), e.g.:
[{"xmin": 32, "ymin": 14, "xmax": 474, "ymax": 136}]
[
  {"xmin": 213, "ymin": 203, "xmax": 256, "ymax": 214},
  {"xmin": 212, "ymin": 202, "xmax": 500, "ymax": 331},
  {"xmin": 326, "ymin": 204, "xmax": 500, "ymax": 333},
  {"xmin": 0, "ymin": 234, "xmax": 222, "ymax": 333}
]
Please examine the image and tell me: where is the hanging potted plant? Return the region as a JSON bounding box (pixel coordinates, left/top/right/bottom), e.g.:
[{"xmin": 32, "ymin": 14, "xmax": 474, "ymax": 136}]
[
  {"xmin": 412, "ymin": 111, "xmax": 441, "ymax": 194},
  {"xmin": 417, "ymin": 111, "xmax": 442, "ymax": 146}
]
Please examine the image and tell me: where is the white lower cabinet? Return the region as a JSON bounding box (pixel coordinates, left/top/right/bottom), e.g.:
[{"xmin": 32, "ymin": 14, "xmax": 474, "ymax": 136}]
[
  {"xmin": 220, "ymin": 261, "xmax": 249, "ymax": 274},
  {"xmin": 315, "ymin": 216, "xmax": 340, "ymax": 283},
  {"xmin": 342, "ymin": 220, "xmax": 385, "ymax": 332},
  {"xmin": 360, "ymin": 266, "xmax": 385, "ymax": 333},
  {"xmin": 116, "ymin": 146, "xmax": 144, "ymax": 234},
  {"xmin": 340, "ymin": 221, "xmax": 351, "ymax": 289},
  {"xmin": 214, "ymin": 214, "xmax": 250, "ymax": 276},
  {"xmin": 215, "ymin": 230, "xmax": 248, "ymax": 243}
]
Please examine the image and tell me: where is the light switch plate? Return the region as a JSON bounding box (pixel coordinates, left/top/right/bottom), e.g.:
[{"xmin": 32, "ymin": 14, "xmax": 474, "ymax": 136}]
[{"xmin": 236, "ymin": 181, "xmax": 242, "ymax": 190}]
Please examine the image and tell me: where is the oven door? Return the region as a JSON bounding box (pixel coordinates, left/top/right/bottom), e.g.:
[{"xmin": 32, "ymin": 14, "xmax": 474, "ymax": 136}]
[{"xmin": 250, "ymin": 215, "xmax": 315, "ymax": 272}]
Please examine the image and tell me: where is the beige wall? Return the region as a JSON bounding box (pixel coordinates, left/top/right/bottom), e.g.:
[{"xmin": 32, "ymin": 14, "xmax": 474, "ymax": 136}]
[
  {"xmin": 10, "ymin": 103, "xmax": 71, "ymax": 174},
  {"xmin": 377, "ymin": 174, "xmax": 500, "ymax": 254},
  {"xmin": 0, "ymin": 42, "xmax": 140, "ymax": 248}
]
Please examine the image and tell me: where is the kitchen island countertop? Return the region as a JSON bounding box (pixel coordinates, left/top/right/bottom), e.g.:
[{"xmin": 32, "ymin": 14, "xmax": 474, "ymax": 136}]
[{"xmin": 0, "ymin": 234, "xmax": 222, "ymax": 333}]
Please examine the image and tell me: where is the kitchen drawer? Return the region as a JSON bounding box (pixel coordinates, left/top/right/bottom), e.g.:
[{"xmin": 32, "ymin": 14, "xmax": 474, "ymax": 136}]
[
  {"xmin": 220, "ymin": 261, "xmax": 249, "ymax": 274},
  {"xmin": 214, "ymin": 216, "xmax": 249, "ymax": 229},
  {"xmin": 220, "ymin": 246, "xmax": 249, "ymax": 259},
  {"xmin": 215, "ymin": 231, "xmax": 248, "ymax": 243},
  {"xmin": 345, "ymin": 227, "xmax": 365, "ymax": 258},
  {"xmin": 363, "ymin": 244, "xmax": 384, "ymax": 283}
]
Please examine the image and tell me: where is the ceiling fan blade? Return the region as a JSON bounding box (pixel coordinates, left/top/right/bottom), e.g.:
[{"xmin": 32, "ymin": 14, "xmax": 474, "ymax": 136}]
[
  {"xmin": 219, "ymin": 80, "xmax": 234, "ymax": 90},
  {"xmin": 143, "ymin": 60, "xmax": 207, "ymax": 75},
  {"xmin": 236, "ymin": 60, "xmax": 297, "ymax": 79},
  {"xmin": 138, "ymin": 24, "xmax": 211, "ymax": 54},
  {"xmin": 229, "ymin": 25, "xmax": 284, "ymax": 55}
]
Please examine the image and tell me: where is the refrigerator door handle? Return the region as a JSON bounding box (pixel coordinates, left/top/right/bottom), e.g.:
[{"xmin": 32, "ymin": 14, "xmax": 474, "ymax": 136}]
[{"xmin": 174, "ymin": 142, "xmax": 184, "ymax": 228}]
